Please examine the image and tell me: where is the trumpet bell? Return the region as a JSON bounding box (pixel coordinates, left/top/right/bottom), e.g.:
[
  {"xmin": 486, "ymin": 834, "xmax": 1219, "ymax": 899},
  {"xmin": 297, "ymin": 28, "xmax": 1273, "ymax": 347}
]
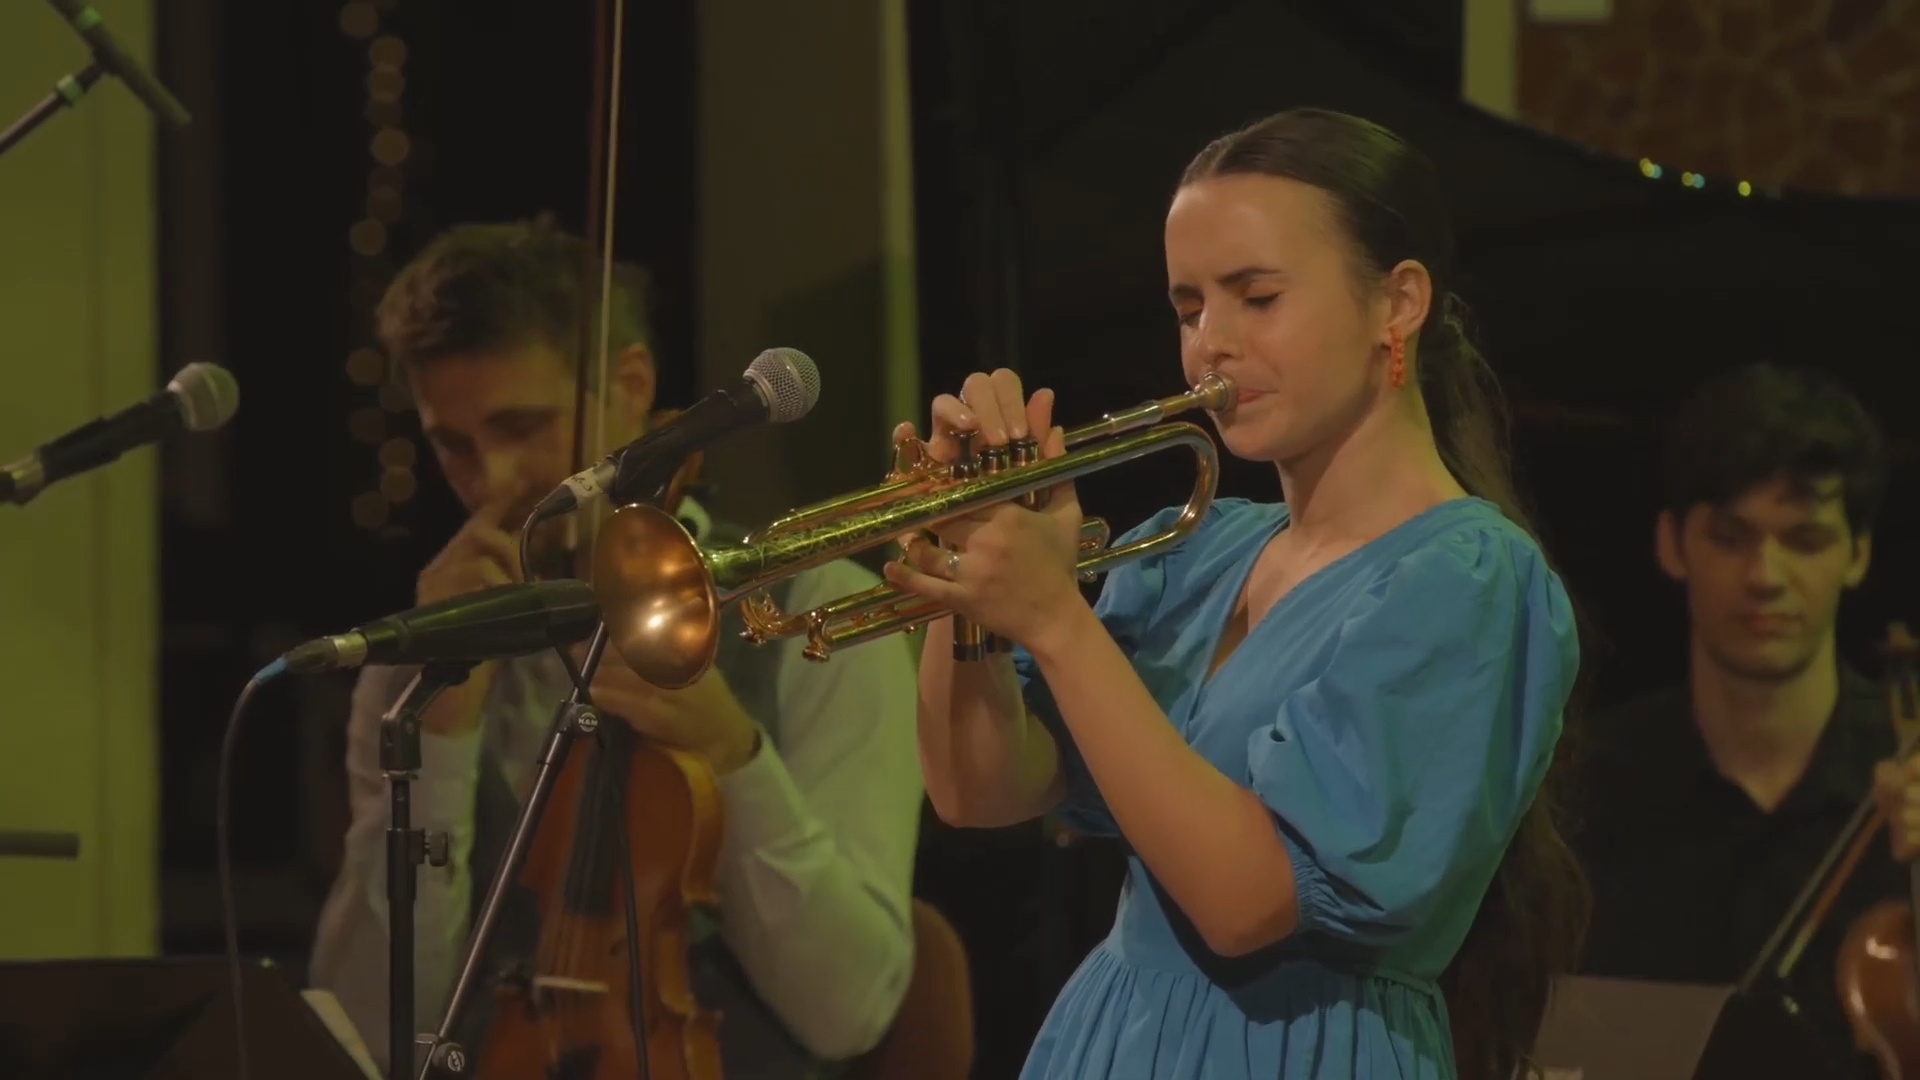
[{"xmin": 591, "ymin": 503, "xmax": 719, "ymax": 689}]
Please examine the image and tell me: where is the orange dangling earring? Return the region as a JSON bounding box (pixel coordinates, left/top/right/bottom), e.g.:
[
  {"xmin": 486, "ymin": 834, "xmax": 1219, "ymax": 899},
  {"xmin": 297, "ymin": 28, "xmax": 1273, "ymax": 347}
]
[{"xmin": 1387, "ymin": 328, "xmax": 1407, "ymax": 389}]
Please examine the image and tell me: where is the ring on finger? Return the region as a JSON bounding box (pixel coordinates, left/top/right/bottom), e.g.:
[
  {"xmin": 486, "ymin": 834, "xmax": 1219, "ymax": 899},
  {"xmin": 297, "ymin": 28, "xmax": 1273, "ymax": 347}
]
[{"xmin": 946, "ymin": 550, "xmax": 961, "ymax": 579}]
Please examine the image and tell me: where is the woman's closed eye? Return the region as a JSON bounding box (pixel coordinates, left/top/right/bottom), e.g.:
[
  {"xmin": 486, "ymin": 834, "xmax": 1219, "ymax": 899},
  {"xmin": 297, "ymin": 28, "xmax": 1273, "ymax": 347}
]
[{"xmin": 1244, "ymin": 294, "xmax": 1278, "ymax": 311}]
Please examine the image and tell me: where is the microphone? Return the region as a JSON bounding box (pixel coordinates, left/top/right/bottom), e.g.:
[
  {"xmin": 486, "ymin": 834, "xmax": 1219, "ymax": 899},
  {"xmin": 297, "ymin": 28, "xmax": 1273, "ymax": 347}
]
[
  {"xmin": 528, "ymin": 346, "xmax": 821, "ymax": 524},
  {"xmin": 3, "ymin": 361, "xmax": 239, "ymax": 506},
  {"xmin": 281, "ymin": 579, "xmax": 602, "ymax": 675},
  {"xmin": 42, "ymin": 0, "xmax": 192, "ymax": 128}
]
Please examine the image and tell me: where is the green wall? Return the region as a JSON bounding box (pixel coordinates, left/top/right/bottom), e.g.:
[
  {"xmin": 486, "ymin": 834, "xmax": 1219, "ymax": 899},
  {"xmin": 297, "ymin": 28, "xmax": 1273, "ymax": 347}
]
[{"xmin": 0, "ymin": 0, "xmax": 161, "ymax": 959}]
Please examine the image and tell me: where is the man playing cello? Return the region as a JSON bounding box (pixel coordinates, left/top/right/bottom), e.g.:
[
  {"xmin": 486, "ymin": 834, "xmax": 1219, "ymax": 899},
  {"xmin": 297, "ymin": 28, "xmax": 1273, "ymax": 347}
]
[{"xmin": 308, "ymin": 218, "xmax": 923, "ymax": 1078}]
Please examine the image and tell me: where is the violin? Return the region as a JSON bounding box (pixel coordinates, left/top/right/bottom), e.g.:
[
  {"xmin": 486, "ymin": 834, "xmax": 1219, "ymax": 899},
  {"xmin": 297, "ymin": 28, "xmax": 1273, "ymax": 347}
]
[
  {"xmin": 472, "ymin": 0, "xmax": 727, "ymax": 1072},
  {"xmin": 1835, "ymin": 623, "xmax": 1920, "ymax": 1078},
  {"xmin": 473, "ymin": 447, "xmax": 724, "ymax": 1080}
]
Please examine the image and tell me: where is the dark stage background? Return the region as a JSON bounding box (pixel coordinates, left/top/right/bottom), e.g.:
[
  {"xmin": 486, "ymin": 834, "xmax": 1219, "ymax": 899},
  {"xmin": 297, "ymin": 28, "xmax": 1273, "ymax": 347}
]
[{"xmin": 157, "ymin": 2, "xmax": 1920, "ymax": 1077}]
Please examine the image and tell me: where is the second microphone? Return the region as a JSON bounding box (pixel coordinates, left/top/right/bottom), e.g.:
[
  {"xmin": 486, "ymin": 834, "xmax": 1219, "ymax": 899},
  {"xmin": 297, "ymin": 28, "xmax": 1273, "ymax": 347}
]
[{"xmin": 528, "ymin": 346, "xmax": 821, "ymax": 526}]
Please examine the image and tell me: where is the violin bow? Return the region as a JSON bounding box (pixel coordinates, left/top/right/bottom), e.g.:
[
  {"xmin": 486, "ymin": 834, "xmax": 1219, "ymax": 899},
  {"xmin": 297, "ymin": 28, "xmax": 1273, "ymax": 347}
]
[
  {"xmin": 572, "ymin": 0, "xmax": 625, "ymax": 550},
  {"xmin": 552, "ymin": 0, "xmax": 627, "ymax": 697}
]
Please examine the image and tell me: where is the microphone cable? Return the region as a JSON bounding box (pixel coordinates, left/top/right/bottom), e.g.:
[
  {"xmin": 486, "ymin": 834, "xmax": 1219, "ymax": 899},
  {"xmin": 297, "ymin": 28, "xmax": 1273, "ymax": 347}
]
[{"xmin": 216, "ymin": 655, "xmax": 289, "ymax": 1080}]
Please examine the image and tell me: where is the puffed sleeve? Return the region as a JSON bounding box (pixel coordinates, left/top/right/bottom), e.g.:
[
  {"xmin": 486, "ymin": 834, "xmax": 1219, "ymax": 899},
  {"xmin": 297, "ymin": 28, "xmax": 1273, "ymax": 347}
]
[
  {"xmin": 1248, "ymin": 525, "xmax": 1578, "ymax": 952},
  {"xmin": 1012, "ymin": 504, "xmax": 1187, "ymax": 837}
]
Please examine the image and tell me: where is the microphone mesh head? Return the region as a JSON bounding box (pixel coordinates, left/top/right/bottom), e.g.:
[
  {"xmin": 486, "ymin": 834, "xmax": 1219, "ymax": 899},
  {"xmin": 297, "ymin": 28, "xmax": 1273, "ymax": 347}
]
[
  {"xmin": 167, "ymin": 362, "xmax": 240, "ymax": 432},
  {"xmin": 744, "ymin": 348, "xmax": 821, "ymax": 424}
]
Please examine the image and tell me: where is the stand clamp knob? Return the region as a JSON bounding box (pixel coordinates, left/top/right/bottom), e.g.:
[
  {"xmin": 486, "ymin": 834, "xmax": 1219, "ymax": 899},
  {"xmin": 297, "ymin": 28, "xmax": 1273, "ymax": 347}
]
[{"xmin": 426, "ymin": 1039, "xmax": 470, "ymax": 1075}]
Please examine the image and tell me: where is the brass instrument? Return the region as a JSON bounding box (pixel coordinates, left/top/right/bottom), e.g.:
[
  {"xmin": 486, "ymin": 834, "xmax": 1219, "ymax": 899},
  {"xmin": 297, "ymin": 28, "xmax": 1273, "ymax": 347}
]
[{"xmin": 590, "ymin": 372, "xmax": 1235, "ymax": 688}]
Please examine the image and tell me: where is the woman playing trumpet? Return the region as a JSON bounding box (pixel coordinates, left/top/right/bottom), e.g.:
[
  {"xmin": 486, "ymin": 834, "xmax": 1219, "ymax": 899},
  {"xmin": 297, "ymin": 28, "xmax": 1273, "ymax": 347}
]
[{"xmin": 886, "ymin": 109, "xmax": 1586, "ymax": 1080}]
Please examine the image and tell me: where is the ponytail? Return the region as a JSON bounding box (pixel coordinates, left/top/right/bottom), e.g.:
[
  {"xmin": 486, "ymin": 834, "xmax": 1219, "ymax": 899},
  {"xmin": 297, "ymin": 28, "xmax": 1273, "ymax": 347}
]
[{"xmin": 1423, "ymin": 294, "xmax": 1593, "ymax": 1080}]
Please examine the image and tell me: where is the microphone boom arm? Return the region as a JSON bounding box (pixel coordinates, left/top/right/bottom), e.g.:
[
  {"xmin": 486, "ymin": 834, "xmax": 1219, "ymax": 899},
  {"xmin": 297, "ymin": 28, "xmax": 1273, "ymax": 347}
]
[{"xmin": 0, "ymin": 61, "xmax": 105, "ymax": 160}]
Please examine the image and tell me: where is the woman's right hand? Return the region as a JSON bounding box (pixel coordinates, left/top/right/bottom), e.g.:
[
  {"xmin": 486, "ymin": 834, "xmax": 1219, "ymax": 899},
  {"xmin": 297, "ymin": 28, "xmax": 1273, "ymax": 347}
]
[{"xmin": 892, "ymin": 368, "xmax": 1081, "ymax": 550}]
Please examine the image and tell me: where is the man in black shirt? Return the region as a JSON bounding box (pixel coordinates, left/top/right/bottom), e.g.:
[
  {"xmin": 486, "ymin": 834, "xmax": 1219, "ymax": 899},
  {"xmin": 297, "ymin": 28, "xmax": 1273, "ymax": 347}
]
[{"xmin": 1576, "ymin": 364, "xmax": 1904, "ymax": 1079}]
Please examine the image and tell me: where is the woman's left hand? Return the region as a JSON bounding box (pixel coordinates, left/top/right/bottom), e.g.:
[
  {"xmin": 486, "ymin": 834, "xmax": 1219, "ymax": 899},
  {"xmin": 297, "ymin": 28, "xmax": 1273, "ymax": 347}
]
[{"xmin": 885, "ymin": 496, "xmax": 1087, "ymax": 651}]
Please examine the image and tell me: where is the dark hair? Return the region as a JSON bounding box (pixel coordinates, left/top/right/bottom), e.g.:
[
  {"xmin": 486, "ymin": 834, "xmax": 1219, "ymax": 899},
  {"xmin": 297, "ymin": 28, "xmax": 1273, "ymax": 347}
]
[
  {"xmin": 1183, "ymin": 109, "xmax": 1589, "ymax": 1079},
  {"xmin": 376, "ymin": 215, "xmax": 654, "ymax": 384},
  {"xmin": 1662, "ymin": 362, "xmax": 1885, "ymax": 537}
]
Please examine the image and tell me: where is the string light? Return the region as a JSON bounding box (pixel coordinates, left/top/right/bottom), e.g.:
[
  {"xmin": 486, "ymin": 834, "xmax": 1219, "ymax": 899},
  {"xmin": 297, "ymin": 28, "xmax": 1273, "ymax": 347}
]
[
  {"xmin": 341, "ymin": 0, "xmax": 416, "ymax": 534},
  {"xmin": 1635, "ymin": 153, "xmax": 1766, "ymax": 197},
  {"xmin": 1637, "ymin": 156, "xmax": 1764, "ymax": 198}
]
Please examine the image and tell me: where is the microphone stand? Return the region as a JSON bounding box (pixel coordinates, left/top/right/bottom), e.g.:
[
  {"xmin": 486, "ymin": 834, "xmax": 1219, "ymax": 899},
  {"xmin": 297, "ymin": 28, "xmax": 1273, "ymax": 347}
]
[
  {"xmin": 413, "ymin": 626, "xmax": 613, "ymax": 1079},
  {"xmin": 0, "ymin": 62, "xmax": 103, "ymax": 161},
  {"xmin": 382, "ymin": 660, "xmax": 476, "ymax": 1080}
]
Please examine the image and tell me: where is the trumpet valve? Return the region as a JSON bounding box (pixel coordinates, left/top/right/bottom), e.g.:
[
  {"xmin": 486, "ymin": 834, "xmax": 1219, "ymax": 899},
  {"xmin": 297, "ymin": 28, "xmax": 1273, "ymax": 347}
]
[
  {"xmin": 953, "ymin": 624, "xmax": 990, "ymax": 661},
  {"xmin": 944, "ymin": 430, "xmax": 987, "ymax": 660},
  {"xmin": 951, "ymin": 431, "xmax": 980, "ymax": 480},
  {"xmin": 1010, "ymin": 437, "xmax": 1045, "ymax": 510},
  {"xmin": 974, "ymin": 443, "xmax": 1017, "ymax": 654}
]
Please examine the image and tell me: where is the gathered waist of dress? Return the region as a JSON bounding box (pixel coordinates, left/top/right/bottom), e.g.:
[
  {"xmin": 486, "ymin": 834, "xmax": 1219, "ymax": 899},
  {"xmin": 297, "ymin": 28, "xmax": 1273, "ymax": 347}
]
[{"xmin": 1108, "ymin": 875, "xmax": 1443, "ymax": 1005}]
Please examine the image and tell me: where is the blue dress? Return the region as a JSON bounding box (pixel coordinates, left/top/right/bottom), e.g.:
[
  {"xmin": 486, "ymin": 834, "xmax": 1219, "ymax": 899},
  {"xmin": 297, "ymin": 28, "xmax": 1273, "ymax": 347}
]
[{"xmin": 1015, "ymin": 496, "xmax": 1578, "ymax": 1080}]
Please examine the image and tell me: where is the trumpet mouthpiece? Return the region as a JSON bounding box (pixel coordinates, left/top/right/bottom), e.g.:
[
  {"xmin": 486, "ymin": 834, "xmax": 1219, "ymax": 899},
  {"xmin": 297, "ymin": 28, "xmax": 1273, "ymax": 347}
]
[{"xmin": 1193, "ymin": 371, "xmax": 1235, "ymax": 412}]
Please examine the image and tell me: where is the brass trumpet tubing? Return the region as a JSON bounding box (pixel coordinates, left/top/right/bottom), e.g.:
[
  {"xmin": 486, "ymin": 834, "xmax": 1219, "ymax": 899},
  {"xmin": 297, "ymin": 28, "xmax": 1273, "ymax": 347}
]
[
  {"xmin": 703, "ymin": 421, "xmax": 1219, "ymax": 606},
  {"xmin": 808, "ymin": 602, "xmax": 944, "ymax": 657},
  {"xmin": 737, "ymin": 518, "xmax": 1117, "ymax": 655},
  {"xmin": 1063, "ymin": 371, "xmax": 1233, "ymax": 449},
  {"xmin": 738, "ymin": 581, "xmax": 899, "ymax": 645},
  {"xmin": 760, "ymin": 476, "xmax": 928, "ymax": 537}
]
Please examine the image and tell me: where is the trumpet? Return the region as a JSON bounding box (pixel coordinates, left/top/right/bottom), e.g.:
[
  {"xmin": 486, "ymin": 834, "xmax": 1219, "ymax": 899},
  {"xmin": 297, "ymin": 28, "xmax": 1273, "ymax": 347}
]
[{"xmin": 590, "ymin": 372, "xmax": 1235, "ymax": 689}]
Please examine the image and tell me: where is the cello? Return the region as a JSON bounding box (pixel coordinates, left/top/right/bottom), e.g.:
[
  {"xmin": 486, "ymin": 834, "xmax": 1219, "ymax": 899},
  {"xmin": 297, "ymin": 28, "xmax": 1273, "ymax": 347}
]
[
  {"xmin": 469, "ymin": 0, "xmax": 728, "ymax": 1073},
  {"xmin": 1834, "ymin": 622, "xmax": 1920, "ymax": 1077}
]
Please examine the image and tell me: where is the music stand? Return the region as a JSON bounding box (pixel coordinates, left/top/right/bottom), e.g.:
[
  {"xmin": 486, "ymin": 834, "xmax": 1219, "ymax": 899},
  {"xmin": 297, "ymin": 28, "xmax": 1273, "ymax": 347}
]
[
  {"xmin": 1532, "ymin": 974, "xmax": 1840, "ymax": 1080},
  {"xmin": 0, "ymin": 955, "xmax": 370, "ymax": 1079}
]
